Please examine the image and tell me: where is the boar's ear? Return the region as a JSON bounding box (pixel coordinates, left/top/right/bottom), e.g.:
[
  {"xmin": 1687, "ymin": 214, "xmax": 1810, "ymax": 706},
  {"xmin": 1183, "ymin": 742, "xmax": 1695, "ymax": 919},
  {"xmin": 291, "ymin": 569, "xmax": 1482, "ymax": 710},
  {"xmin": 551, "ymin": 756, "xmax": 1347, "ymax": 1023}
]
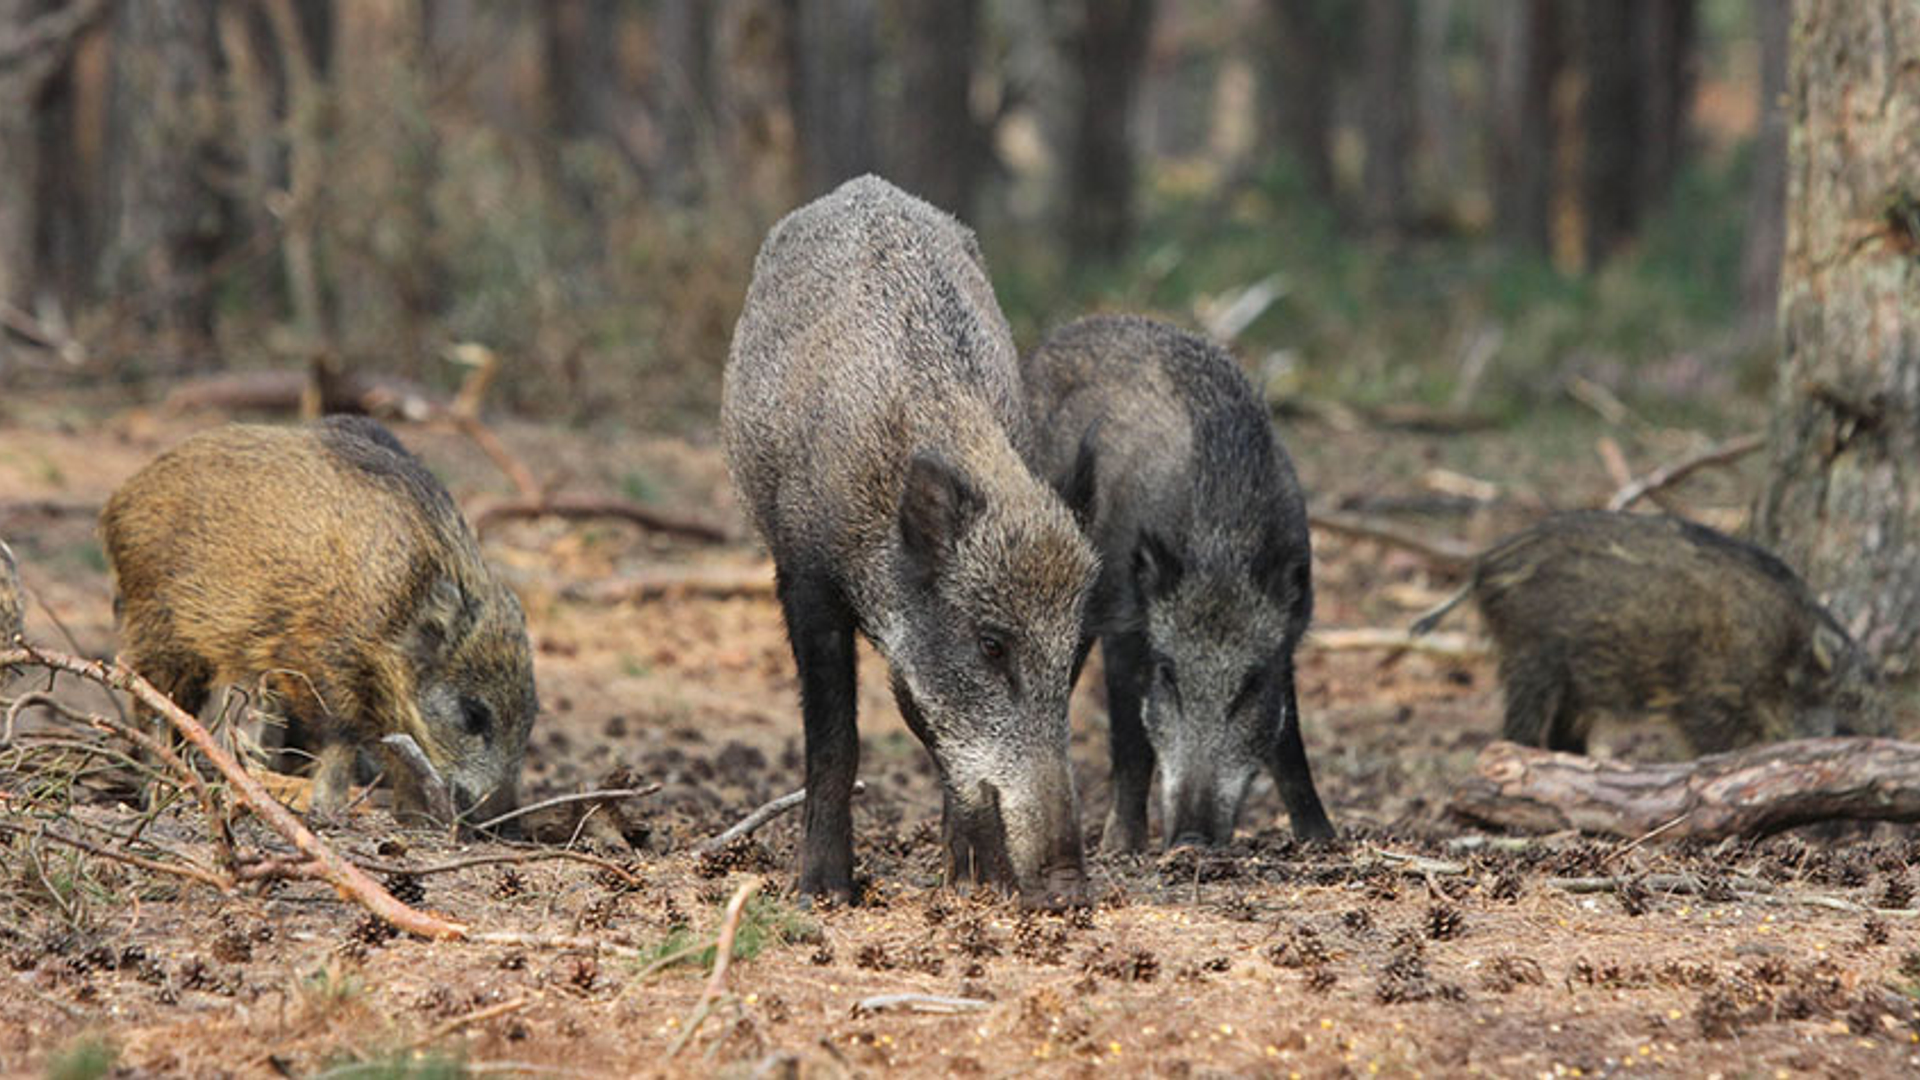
[
  {"xmin": 1133, "ymin": 530, "xmax": 1183, "ymax": 599},
  {"xmin": 900, "ymin": 451, "xmax": 983, "ymax": 580},
  {"xmin": 405, "ymin": 576, "xmax": 472, "ymax": 667},
  {"xmin": 1059, "ymin": 423, "xmax": 1101, "ymax": 531}
]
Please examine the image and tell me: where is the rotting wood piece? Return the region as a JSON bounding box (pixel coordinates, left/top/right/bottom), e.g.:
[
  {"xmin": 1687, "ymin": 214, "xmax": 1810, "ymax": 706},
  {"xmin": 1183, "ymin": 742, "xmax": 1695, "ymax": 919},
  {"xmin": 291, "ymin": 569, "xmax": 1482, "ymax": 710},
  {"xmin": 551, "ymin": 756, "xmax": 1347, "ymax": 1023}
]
[{"xmin": 1450, "ymin": 737, "xmax": 1920, "ymax": 841}]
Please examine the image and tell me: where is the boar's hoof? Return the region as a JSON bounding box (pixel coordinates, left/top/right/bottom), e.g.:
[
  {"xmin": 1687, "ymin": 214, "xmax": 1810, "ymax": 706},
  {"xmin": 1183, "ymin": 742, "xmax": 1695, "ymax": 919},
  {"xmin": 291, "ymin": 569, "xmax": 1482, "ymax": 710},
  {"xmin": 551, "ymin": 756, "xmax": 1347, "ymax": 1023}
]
[{"xmin": 1018, "ymin": 864, "xmax": 1091, "ymax": 911}]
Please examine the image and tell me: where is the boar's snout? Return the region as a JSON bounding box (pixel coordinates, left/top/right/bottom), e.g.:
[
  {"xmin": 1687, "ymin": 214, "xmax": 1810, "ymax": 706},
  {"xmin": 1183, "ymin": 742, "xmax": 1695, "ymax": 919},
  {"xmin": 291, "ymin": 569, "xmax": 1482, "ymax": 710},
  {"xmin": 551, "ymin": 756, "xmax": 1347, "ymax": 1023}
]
[
  {"xmin": 1160, "ymin": 757, "xmax": 1255, "ymax": 850},
  {"xmin": 946, "ymin": 775, "xmax": 1087, "ymax": 906}
]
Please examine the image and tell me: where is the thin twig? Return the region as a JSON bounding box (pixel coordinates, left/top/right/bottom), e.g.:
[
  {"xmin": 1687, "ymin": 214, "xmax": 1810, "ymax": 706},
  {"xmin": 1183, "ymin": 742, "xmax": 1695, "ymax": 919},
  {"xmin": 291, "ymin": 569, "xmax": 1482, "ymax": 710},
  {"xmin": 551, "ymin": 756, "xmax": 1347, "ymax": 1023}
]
[
  {"xmin": 379, "ymin": 732, "xmax": 456, "ymax": 825},
  {"xmin": 0, "ymin": 820, "xmax": 232, "ymax": 891},
  {"xmin": 1, "ymin": 646, "xmax": 466, "ymax": 939},
  {"xmin": 668, "ymin": 876, "xmax": 763, "ymax": 1059},
  {"xmin": 852, "ymin": 994, "xmax": 993, "ymax": 1015},
  {"xmin": 354, "ymin": 848, "xmax": 645, "ymax": 887},
  {"xmin": 1605, "ymin": 433, "xmax": 1765, "ymax": 512},
  {"xmin": 699, "ymin": 781, "xmax": 867, "ymax": 853},
  {"xmin": 1306, "ymin": 628, "xmax": 1490, "ymax": 659},
  {"xmin": 1308, "ymin": 511, "xmax": 1477, "ymax": 572},
  {"xmin": 469, "ymin": 493, "xmax": 732, "ymax": 544},
  {"xmin": 469, "ymin": 785, "xmax": 662, "ymax": 834},
  {"xmin": 410, "ymin": 996, "xmax": 532, "ymax": 1050}
]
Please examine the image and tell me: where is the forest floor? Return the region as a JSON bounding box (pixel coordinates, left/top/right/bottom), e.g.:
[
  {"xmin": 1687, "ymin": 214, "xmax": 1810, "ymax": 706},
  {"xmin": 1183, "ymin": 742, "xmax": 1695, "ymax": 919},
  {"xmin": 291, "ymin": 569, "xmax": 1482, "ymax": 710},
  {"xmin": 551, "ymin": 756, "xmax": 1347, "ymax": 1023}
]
[{"xmin": 3, "ymin": 392, "xmax": 1919, "ymax": 1078}]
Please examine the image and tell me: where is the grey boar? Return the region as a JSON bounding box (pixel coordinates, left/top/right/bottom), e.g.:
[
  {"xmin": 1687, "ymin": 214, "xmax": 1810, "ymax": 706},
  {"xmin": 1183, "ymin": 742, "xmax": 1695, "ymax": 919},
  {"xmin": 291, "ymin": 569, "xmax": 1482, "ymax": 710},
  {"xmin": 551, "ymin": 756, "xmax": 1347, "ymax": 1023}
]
[
  {"xmin": 100, "ymin": 416, "xmax": 537, "ymax": 822},
  {"xmin": 1023, "ymin": 314, "xmax": 1334, "ymax": 851},
  {"xmin": 1412, "ymin": 510, "xmax": 1887, "ymax": 755},
  {"xmin": 723, "ymin": 175, "xmax": 1099, "ymax": 906}
]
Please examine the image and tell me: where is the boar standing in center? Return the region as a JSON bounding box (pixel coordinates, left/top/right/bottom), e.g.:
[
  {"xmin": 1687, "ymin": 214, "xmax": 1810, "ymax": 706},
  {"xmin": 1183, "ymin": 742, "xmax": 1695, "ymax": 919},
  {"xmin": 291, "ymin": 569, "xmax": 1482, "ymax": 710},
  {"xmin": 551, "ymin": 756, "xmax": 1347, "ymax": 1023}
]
[
  {"xmin": 1023, "ymin": 315, "xmax": 1335, "ymax": 850},
  {"xmin": 723, "ymin": 176, "xmax": 1100, "ymax": 905}
]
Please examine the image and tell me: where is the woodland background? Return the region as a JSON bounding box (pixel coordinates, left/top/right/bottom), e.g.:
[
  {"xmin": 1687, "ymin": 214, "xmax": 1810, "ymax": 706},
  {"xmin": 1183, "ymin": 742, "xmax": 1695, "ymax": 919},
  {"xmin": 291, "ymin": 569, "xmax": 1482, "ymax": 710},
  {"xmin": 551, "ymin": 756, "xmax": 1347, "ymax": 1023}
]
[{"xmin": 0, "ymin": 0, "xmax": 1788, "ymax": 431}]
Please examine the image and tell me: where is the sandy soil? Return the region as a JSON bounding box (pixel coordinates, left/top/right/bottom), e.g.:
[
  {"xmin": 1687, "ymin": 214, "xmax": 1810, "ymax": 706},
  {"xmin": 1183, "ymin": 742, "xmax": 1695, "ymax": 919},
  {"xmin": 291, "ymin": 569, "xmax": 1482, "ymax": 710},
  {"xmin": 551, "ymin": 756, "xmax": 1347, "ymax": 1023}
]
[{"xmin": 2, "ymin": 398, "xmax": 1917, "ymax": 1078}]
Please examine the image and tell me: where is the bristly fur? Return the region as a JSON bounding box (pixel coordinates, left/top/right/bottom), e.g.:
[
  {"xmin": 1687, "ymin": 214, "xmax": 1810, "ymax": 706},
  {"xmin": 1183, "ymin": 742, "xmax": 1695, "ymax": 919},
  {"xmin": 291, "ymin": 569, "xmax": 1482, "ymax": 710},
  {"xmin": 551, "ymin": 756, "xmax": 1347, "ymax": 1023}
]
[
  {"xmin": 1022, "ymin": 314, "xmax": 1333, "ymax": 851},
  {"xmin": 1461, "ymin": 510, "xmax": 1887, "ymax": 755},
  {"xmin": 100, "ymin": 418, "xmax": 537, "ymax": 821},
  {"xmin": 722, "ymin": 176, "xmax": 1098, "ymax": 902}
]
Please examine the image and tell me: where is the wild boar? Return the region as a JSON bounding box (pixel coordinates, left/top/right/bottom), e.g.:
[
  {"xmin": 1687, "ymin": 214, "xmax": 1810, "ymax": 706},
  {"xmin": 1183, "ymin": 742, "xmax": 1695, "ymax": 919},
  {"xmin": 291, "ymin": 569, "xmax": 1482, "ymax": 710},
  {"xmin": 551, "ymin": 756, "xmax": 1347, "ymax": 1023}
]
[
  {"xmin": 101, "ymin": 416, "xmax": 537, "ymax": 822},
  {"xmin": 1023, "ymin": 314, "xmax": 1334, "ymax": 850},
  {"xmin": 723, "ymin": 175, "xmax": 1099, "ymax": 906},
  {"xmin": 1412, "ymin": 510, "xmax": 1887, "ymax": 754}
]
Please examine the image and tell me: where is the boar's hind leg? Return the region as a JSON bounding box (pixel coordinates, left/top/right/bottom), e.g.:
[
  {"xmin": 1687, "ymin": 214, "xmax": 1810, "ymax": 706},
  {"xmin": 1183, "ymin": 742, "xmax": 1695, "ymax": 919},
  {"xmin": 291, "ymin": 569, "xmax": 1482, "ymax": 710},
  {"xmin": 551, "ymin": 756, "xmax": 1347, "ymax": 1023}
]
[
  {"xmin": 1499, "ymin": 649, "xmax": 1584, "ymax": 753},
  {"xmin": 1099, "ymin": 631, "xmax": 1154, "ymax": 854},
  {"xmin": 778, "ymin": 567, "xmax": 860, "ymax": 903},
  {"xmin": 1271, "ymin": 673, "xmax": 1335, "ymax": 840}
]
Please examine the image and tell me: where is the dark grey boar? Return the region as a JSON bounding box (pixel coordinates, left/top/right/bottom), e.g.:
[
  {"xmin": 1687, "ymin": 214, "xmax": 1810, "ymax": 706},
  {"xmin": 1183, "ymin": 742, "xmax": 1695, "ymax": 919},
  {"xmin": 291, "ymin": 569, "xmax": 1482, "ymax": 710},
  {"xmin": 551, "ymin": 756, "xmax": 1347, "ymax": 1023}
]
[
  {"xmin": 723, "ymin": 175, "xmax": 1099, "ymax": 905},
  {"xmin": 1023, "ymin": 314, "xmax": 1334, "ymax": 851},
  {"xmin": 100, "ymin": 416, "xmax": 538, "ymax": 822},
  {"xmin": 1412, "ymin": 510, "xmax": 1887, "ymax": 755}
]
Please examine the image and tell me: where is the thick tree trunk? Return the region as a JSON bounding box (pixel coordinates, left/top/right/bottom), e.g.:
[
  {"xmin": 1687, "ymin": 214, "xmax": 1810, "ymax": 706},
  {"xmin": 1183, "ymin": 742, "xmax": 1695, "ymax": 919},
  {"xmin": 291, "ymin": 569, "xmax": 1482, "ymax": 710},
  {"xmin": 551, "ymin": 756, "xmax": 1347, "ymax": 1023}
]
[
  {"xmin": 101, "ymin": 0, "xmax": 230, "ymax": 371},
  {"xmin": 540, "ymin": 0, "xmax": 637, "ymax": 181},
  {"xmin": 789, "ymin": 0, "xmax": 877, "ymax": 199},
  {"xmin": 1358, "ymin": 0, "xmax": 1414, "ymax": 235},
  {"xmin": 1064, "ymin": 0, "xmax": 1154, "ymax": 265},
  {"xmin": 649, "ymin": 0, "xmax": 712, "ymax": 204},
  {"xmin": 0, "ymin": 0, "xmax": 104, "ymax": 318},
  {"xmin": 1739, "ymin": 0, "xmax": 1790, "ymax": 339},
  {"xmin": 1488, "ymin": 0, "xmax": 1560, "ymax": 253},
  {"xmin": 1451, "ymin": 738, "xmax": 1920, "ymax": 840},
  {"xmin": 1260, "ymin": 0, "xmax": 1336, "ymax": 201},
  {"xmin": 1577, "ymin": 0, "xmax": 1697, "ymax": 267},
  {"xmin": 886, "ymin": 0, "xmax": 980, "ymax": 218},
  {"xmin": 1752, "ymin": 2, "xmax": 1920, "ymax": 681}
]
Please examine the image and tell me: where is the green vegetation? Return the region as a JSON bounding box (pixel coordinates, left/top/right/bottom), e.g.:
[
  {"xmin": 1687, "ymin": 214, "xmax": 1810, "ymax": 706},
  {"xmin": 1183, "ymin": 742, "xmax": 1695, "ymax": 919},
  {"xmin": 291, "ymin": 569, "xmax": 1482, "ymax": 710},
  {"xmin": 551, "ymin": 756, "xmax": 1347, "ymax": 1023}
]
[{"xmin": 43, "ymin": 1036, "xmax": 117, "ymax": 1080}]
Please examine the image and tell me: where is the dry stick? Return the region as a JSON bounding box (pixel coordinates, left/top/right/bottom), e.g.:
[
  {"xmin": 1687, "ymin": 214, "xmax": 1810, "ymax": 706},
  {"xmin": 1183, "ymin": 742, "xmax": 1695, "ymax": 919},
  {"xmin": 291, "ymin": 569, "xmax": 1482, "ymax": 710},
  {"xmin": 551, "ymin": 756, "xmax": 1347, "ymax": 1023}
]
[
  {"xmin": 468, "ymin": 784, "xmax": 662, "ymax": 834},
  {"xmin": 410, "ymin": 995, "xmax": 533, "ymax": 1050},
  {"xmin": 353, "ymin": 848, "xmax": 644, "ymax": 888},
  {"xmin": 853, "ymin": 994, "xmax": 992, "ymax": 1015},
  {"xmin": 1606, "ymin": 432, "xmax": 1765, "ymax": 512},
  {"xmin": 698, "ymin": 780, "xmax": 868, "ymax": 854},
  {"xmin": 450, "ymin": 415, "xmax": 543, "ymax": 502},
  {"xmin": 470, "ymin": 494, "xmax": 733, "ymax": 545},
  {"xmin": 667, "ymin": 876, "xmax": 764, "ymax": 1060},
  {"xmin": 0, "ymin": 646, "xmax": 467, "ymax": 939},
  {"xmin": 0, "ymin": 820, "xmax": 232, "ymax": 891},
  {"xmin": 1307, "ymin": 511, "xmax": 1476, "ymax": 572},
  {"xmin": 559, "ymin": 563, "xmax": 776, "ymax": 605},
  {"xmin": 379, "ymin": 733, "xmax": 456, "ymax": 825},
  {"xmin": 1305, "ymin": 628, "xmax": 1490, "ymax": 659}
]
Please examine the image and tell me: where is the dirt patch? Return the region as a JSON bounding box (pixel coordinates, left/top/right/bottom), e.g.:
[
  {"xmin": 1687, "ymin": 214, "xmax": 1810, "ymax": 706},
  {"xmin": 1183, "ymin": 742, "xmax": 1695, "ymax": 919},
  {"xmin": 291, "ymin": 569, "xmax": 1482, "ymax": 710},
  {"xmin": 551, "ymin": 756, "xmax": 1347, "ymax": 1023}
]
[{"xmin": 4, "ymin": 402, "xmax": 1918, "ymax": 1077}]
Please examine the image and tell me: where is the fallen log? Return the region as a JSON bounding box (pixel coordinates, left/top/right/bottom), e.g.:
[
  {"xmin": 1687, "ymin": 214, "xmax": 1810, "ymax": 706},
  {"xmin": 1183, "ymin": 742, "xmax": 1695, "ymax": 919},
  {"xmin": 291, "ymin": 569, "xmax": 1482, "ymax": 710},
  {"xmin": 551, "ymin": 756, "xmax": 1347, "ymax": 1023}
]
[
  {"xmin": 1307, "ymin": 510, "xmax": 1477, "ymax": 572},
  {"xmin": 1450, "ymin": 737, "xmax": 1920, "ymax": 841}
]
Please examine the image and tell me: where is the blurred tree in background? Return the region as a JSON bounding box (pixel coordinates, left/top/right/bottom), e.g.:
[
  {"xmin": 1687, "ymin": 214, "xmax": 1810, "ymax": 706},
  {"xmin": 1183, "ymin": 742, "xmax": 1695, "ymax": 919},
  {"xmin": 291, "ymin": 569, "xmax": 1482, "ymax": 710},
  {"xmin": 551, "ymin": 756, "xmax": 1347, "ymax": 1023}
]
[{"xmin": 0, "ymin": 0, "xmax": 1792, "ymax": 431}]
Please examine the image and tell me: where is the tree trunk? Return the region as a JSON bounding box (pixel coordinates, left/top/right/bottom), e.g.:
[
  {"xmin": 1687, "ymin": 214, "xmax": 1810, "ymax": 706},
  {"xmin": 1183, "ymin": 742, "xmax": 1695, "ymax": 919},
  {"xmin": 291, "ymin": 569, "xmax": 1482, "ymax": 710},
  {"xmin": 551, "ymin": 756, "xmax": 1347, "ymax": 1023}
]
[
  {"xmin": 1630, "ymin": 0, "xmax": 1695, "ymax": 221},
  {"xmin": 540, "ymin": 0, "xmax": 637, "ymax": 181},
  {"xmin": 1358, "ymin": 0, "xmax": 1414, "ymax": 235},
  {"xmin": 1064, "ymin": 0, "xmax": 1154, "ymax": 265},
  {"xmin": 1260, "ymin": 0, "xmax": 1336, "ymax": 201},
  {"xmin": 1753, "ymin": 2, "xmax": 1920, "ymax": 681},
  {"xmin": 649, "ymin": 0, "xmax": 712, "ymax": 204},
  {"xmin": 1488, "ymin": 0, "xmax": 1560, "ymax": 253},
  {"xmin": 886, "ymin": 0, "xmax": 980, "ymax": 218},
  {"xmin": 1578, "ymin": 0, "xmax": 1697, "ymax": 267},
  {"xmin": 1450, "ymin": 738, "xmax": 1920, "ymax": 841},
  {"xmin": 789, "ymin": 0, "xmax": 877, "ymax": 199},
  {"xmin": 101, "ymin": 0, "xmax": 230, "ymax": 372},
  {"xmin": 1739, "ymin": 0, "xmax": 1790, "ymax": 339}
]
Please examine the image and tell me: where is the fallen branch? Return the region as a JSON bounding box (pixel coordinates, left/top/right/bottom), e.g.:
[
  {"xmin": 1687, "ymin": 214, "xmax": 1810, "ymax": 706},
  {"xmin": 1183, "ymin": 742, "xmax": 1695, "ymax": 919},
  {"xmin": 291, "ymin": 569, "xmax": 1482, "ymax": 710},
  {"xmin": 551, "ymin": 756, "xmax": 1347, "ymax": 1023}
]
[
  {"xmin": 1307, "ymin": 511, "xmax": 1476, "ymax": 572},
  {"xmin": 699, "ymin": 780, "xmax": 867, "ymax": 854},
  {"xmin": 1306, "ymin": 628, "xmax": 1490, "ymax": 659},
  {"xmin": 668, "ymin": 876, "xmax": 764, "ymax": 1059},
  {"xmin": 470, "ymin": 494, "xmax": 732, "ymax": 545},
  {"xmin": 354, "ymin": 848, "xmax": 644, "ymax": 888},
  {"xmin": 1605, "ymin": 433, "xmax": 1765, "ymax": 512},
  {"xmin": 1450, "ymin": 737, "xmax": 1920, "ymax": 841},
  {"xmin": 468, "ymin": 784, "xmax": 662, "ymax": 834},
  {"xmin": 560, "ymin": 564, "xmax": 775, "ymax": 605},
  {"xmin": 1544, "ymin": 873, "xmax": 1771, "ymax": 897},
  {"xmin": 1, "ymin": 645, "xmax": 466, "ymax": 939},
  {"xmin": 852, "ymin": 994, "xmax": 993, "ymax": 1015}
]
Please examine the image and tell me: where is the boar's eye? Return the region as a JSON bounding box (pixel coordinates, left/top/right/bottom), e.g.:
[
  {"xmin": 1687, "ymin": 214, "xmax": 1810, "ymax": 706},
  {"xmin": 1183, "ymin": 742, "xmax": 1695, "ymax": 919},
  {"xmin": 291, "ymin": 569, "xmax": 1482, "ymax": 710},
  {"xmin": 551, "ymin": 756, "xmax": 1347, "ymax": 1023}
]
[
  {"xmin": 460, "ymin": 697, "xmax": 494, "ymax": 738},
  {"xmin": 977, "ymin": 631, "xmax": 1008, "ymax": 664},
  {"xmin": 1152, "ymin": 654, "xmax": 1179, "ymax": 695}
]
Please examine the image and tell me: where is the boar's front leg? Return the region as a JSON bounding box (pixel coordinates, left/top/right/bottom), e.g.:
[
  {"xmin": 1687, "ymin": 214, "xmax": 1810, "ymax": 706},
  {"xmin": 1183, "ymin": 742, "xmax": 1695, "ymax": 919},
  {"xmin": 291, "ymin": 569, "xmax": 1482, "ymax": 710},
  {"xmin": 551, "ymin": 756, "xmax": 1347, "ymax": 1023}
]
[
  {"xmin": 779, "ymin": 567, "xmax": 860, "ymax": 903},
  {"xmin": 1270, "ymin": 670, "xmax": 1335, "ymax": 840},
  {"xmin": 1100, "ymin": 630, "xmax": 1154, "ymax": 853}
]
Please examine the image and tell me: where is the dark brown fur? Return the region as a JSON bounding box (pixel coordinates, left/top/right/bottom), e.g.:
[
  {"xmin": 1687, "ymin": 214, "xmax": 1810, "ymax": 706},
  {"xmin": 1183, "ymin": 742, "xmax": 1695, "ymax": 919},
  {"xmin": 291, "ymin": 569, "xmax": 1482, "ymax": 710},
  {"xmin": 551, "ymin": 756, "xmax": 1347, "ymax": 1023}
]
[
  {"xmin": 100, "ymin": 417, "xmax": 537, "ymax": 819},
  {"xmin": 1419, "ymin": 511, "xmax": 1885, "ymax": 755}
]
